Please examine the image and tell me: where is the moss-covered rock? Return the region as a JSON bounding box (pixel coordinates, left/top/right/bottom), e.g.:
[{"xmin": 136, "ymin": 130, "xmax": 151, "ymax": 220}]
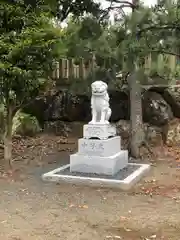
[{"xmin": 13, "ymin": 111, "xmax": 41, "ymax": 137}]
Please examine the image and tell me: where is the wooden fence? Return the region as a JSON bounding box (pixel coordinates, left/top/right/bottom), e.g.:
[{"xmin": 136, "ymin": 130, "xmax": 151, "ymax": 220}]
[
  {"xmin": 52, "ymin": 57, "xmax": 96, "ymax": 80},
  {"xmin": 52, "ymin": 54, "xmax": 177, "ymax": 80},
  {"xmin": 144, "ymin": 54, "xmax": 176, "ymax": 73}
]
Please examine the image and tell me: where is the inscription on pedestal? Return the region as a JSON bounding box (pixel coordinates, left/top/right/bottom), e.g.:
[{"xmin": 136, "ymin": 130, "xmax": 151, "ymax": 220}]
[
  {"xmin": 82, "ymin": 141, "xmax": 104, "ymax": 150},
  {"xmin": 81, "ymin": 141, "xmax": 104, "ymax": 156},
  {"xmin": 78, "ymin": 137, "xmax": 121, "ymax": 157}
]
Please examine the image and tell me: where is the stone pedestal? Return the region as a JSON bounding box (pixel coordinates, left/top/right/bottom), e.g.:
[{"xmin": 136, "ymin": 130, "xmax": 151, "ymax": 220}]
[
  {"xmin": 70, "ymin": 124, "xmax": 128, "ymax": 176},
  {"xmin": 78, "ymin": 136, "xmax": 121, "ymax": 157},
  {"xmin": 83, "ymin": 124, "xmax": 116, "ymax": 140},
  {"xmin": 70, "ymin": 151, "xmax": 128, "ymax": 175}
]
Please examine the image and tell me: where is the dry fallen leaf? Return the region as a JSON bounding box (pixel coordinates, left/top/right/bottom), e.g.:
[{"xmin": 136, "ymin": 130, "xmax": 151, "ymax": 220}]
[
  {"xmin": 78, "ymin": 205, "xmax": 88, "ymax": 209},
  {"xmin": 120, "ymin": 216, "xmax": 128, "ymax": 220},
  {"xmin": 114, "ymin": 236, "xmax": 122, "ymax": 239},
  {"xmin": 124, "ymin": 228, "xmax": 132, "ymax": 232},
  {"xmin": 150, "ymin": 235, "xmax": 157, "ymax": 239},
  {"xmin": 1, "ymin": 220, "xmax": 7, "ymax": 224},
  {"xmin": 82, "ymin": 205, "xmax": 88, "ymax": 209},
  {"xmin": 69, "ymin": 204, "xmax": 75, "ymax": 208},
  {"xmin": 106, "ymin": 235, "xmax": 121, "ymax": 239},
  {"xmin": 20, "ymin": 188, "xmax": 28, "ymax": 192}
]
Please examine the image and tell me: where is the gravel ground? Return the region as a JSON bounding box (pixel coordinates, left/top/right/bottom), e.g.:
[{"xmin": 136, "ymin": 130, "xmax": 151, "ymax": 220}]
[
  {"xmin": 0, "ymin": 134, "xmax": 180, "ymax": 240},
  {"xmin": 55, "ymin": 164, "xmax": 140, "ymax": 180}
]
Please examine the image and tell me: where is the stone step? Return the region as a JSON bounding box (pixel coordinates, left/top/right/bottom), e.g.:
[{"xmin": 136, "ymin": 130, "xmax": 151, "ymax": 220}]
[{"xmin": 78, "ymin": 136, "xmax": 121, "ymax": 157}]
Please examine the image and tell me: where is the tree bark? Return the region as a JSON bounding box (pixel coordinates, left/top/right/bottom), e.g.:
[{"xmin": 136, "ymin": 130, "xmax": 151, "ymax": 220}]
[
  {"xmin": 127, "ymin": 0, "xmax": 145, "ymax": 159},
  {"xmin": 128, "ymin": 71, "xmax": 144, "ymax": 158},
  {"xmin": 4, "ymin": 106, "xmax": 13, "ymax": 168}
]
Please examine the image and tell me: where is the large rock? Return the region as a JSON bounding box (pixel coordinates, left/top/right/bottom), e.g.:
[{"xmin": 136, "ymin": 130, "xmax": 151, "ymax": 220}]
[
  {"xmin": 12, "ymin": 111, "xmax": 41, "ymax": 137},
  {"xmin": 24, "ymin": 91, "xmax": 91, "ymax": 123},
  {"xmin": 25, "ymin": 90, "xmax": 130, "ymax": 124},
  {"xmin": 24, "ymin": 89, "xmax": 175, "ymax": 127},
  {"xmin": 23, "ymin": 98, "xmax": 46, "ymax": 126},
  {"xmin": 43, "ymin": 120, "xmax": 71, "ymax": 137},
  {"xmin": 115, "ymin": 120, "xmax": 163, "ymax": 147},
  {"xmin": 109, "ymin": 91, "xmax": 130, "ymax": 121},
  {"xmin": 142, "ymin": 91, "xmax": 173, "ymax": 126},
  {"xmin": 166, "ymin": 118, "xmax": 180, "ymax": 146},
  {"xmin": 44, "ymin": 91, "xmax": 91, "ymax": 122},
  {"xmin": 162, "ymin": 86, "xmax": 180, "ymax": 118}
]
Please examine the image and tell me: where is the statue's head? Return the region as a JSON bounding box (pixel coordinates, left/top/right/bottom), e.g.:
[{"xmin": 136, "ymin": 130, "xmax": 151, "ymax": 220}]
[{"xmin": 91, "ymin": 81, "xmax": 108, "ymax": 96}]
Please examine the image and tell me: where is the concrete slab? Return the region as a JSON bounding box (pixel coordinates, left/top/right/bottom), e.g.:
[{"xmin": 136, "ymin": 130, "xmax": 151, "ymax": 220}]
[{"xmin": 42, "ymin": 163, "xmax": 150, "ymax": 190}]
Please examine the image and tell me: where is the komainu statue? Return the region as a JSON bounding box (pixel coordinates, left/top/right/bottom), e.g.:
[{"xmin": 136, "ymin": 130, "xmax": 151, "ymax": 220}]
[{"xmin": 89, "ymin": 81, "xmax": 111, "ymax": 124}]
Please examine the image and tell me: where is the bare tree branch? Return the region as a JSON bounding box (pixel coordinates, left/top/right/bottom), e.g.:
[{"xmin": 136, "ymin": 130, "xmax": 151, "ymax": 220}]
[
  {"xmin": 151, "ymin": 49, "xmax": 180, "ymax": 57},
  {"xmin": 138, "ymin": 24, "xmax": 180, "ymax": 35},
  {"xmin": 99, "ymin": 0, "xmax": 113, "ymax": 21},
  {"xmin": 106, "ymin": 0, "xmax": 135, "ymax": 8},
  {"xmin": 100, "ymin": 0, "xmax": 137, "ymax": 21}
]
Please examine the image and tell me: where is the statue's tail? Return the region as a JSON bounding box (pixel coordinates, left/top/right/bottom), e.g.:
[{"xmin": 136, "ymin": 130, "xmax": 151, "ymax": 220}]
[{"xmin": 106, "ymin": 108, "xmax": 112, "ymax": 121}]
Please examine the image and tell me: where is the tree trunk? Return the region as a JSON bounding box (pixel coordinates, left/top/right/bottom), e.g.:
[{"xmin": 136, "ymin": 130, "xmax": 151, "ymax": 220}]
[
  {"xmin": 4, "ymin": 107, "xmax": 13, "ymax": 168},
  {"xmin": 128, "ymin": 0, "xmax": 144, "ymax": 159},
  {"xmin": 128, "ymin": 71, "xmax": 144, "ymax": 158}
]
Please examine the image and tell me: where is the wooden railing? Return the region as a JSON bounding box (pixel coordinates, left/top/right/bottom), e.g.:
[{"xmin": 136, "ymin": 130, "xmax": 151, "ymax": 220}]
[
  {"xmin": 144, "ymin": 54, "xmax": 176, "ymax": 73},
  {"xmin": 52, "ymin": 57, "xmax": 96, "ymax": 80},
  {"xmin": 52, "ymin": 54, "xmax": 177, "ymax": 80}
]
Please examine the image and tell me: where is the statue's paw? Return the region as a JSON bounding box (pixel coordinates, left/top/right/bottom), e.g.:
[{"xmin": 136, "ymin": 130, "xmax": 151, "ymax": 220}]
[
  {"xmin": 105, "ymin": 121, "xmax": 109, "ymax": 124},
  {"xmin": 89, "ymin": 121, "xmax": 95, "ymax": 124},
  {"xmin": 99, "ymin": 121, "xmax": 105, "ymax": 124}
]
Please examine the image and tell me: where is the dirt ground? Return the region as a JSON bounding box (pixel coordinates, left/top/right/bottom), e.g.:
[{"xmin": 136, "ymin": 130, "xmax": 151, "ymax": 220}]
[{"xmin": 0, "ymin": 133, "xmax": 180, "ymax": 240}]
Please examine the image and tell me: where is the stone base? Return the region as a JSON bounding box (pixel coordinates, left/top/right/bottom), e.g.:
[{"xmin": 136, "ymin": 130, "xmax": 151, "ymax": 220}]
[
  {"xmin": 70, "ymin": 150, "xmax": 128, "ymax": 175},
  {"xmin": 78, "ymin": 136, "xmax": 121, "ymax": 157},
  {"xmin": 42, "ymin": 163, "xmax": 150, "ymax": 190},
  {"xmin": 83, "ymin": 124, "xmax": 116, "ymax": 140}
]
